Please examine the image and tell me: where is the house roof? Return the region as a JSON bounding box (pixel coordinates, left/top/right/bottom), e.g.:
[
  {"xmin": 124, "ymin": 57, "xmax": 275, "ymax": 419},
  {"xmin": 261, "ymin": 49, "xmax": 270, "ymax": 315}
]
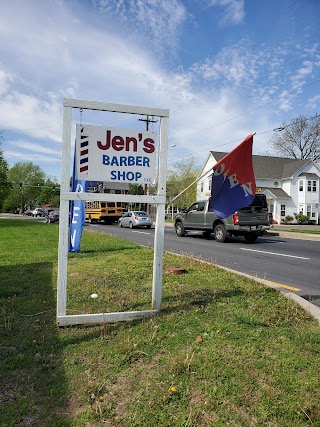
[
  {"xmin": 210, "ymin": 151, "xmax": 310, "ymax": 179},
  {"xmin": 298, "ymin": 172, "xmax": 318, "ymax": 178},
  {"xmin": 261, "ymin": 188, "xmax": 291, "ymax": 199}
]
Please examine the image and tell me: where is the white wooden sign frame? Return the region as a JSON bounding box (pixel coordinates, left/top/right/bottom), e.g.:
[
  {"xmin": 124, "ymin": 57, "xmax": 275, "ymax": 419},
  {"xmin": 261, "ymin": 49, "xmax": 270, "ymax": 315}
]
[{"xmin": 57, "ymin": 98, "xmax": 169, "ymax": 326}]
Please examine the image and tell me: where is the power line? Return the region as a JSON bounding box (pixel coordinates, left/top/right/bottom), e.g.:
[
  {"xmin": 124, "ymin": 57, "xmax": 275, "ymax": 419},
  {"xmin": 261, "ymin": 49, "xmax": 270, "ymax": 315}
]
[
  {"xmin": 169, "ymin": 77, "xmax": 320, "ymax": 144},
  {"xmin": 168, "ymin": 113, "xmax": 320, "ymax": 165}
]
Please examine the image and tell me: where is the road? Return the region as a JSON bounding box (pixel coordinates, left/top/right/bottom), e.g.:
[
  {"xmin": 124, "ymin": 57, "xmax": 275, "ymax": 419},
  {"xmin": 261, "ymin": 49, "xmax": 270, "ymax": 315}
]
[
  {"xmin": 2, "ymin": 213, "xmax": 320, "ymax": 307},
  {"xmin": 88, "ymin": 222, "xmax": 320, "ymax": 308}
]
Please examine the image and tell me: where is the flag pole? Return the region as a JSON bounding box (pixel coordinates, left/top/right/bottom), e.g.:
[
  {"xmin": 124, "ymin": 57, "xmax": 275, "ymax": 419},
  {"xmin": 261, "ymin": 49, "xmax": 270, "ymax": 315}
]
[{"xmin": 168, "ymin": 168, "xmax": 212, "ymax": 205}]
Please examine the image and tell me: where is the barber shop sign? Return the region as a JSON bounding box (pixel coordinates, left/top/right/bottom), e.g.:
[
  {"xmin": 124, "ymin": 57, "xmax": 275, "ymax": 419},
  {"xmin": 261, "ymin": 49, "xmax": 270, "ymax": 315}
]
[{"xmin": 75, "ymin": 124, "xmax": 157, "ymax": 184}]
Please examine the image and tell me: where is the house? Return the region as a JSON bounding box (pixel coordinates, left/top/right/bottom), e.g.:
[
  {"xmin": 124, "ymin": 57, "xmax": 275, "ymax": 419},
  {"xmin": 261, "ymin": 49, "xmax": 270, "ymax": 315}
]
[{"xmin": 197, "ymin": 152, "xmax": 320, "ymax": 224}]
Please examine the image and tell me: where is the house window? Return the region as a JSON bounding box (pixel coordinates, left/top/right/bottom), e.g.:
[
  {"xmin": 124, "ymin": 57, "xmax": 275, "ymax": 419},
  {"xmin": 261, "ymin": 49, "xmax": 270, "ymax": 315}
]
[
  {"xmin": 307, "ymin": 205, "xmax": 312, "ymax": 217},
  {"xmin": 299, "ymin": 180, "xmax": 303, "ymax": 191},
  {"xmin": 281, "ymin": 205, "xmax": 286, "ymax": 216},
  {"xmin": 307, "ymin": 180, "xmax": 316, "ymax": 191},
  {"xmin": 200, "ymin": 181, "xmax": 203, "ymax": 192},
  {"xmin": 299, "ymin": 205, "xmax": 304, "ymax": 214},
  {"xmin": 208, "ymin": 179, "xmax": 211, "ymax": 191}
]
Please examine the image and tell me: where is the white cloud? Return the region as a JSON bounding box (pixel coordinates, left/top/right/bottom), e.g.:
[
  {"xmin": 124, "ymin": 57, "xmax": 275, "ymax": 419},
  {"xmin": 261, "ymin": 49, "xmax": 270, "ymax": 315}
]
[
  {"xmin": 0, "ymin": 70, "xmax": 14, "ymax": 96},
  {"xmin": 290, "ymin": 60, "xmax": 315, "ymax": 90},
  {"xmin": 0, "ymin": 89, "xmax": 62, "ymax": 142},
  {"xmin": 8, "ymin": 140, "xmax": 60, "ymax": 157},
  {"xmin": 206, "ymin": 0, "xmax": 245, "ymax": 25},
  {"xmin": 190, "ymin": 40, "xmax": 263, "ymax": 87},
  {"xmin": 92, "ymin": 0, "xmax": 188, "ymax": 54},
  {"xmin": 4, "ymin": 148, "xmax": 61, "ymax": 164},
  {"xmin": 307, "ymin": 95, "xmax": 320, "ymax": 110}
]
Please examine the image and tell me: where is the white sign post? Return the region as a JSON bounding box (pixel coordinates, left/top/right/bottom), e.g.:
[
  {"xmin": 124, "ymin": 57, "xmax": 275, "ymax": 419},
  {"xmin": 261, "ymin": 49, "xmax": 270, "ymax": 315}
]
[{"xmin": 57, "ymin": 98, "xmax": 169, "ymax": 326}]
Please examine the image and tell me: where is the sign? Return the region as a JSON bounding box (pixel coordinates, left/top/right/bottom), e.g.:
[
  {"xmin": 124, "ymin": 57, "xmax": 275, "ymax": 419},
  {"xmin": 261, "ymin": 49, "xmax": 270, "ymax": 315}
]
[{"xmin": 75, "ymin": 124, "xmax": 156, "ymax": 184}]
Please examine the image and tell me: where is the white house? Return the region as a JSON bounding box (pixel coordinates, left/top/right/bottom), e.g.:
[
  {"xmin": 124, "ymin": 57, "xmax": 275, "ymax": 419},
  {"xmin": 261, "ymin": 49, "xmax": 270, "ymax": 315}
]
[{"xmin": 197, "ymin": 152, "xmax": 320, "ymax": 224}]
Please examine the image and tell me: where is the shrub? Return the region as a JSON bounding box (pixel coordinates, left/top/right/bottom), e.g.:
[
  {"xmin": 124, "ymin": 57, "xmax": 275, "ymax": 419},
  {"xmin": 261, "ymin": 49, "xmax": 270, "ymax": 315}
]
[
  {"xmin": 294, "ymin": 213, "xmax": 309, "ymax": 224},
  {"xmin": 283, "ymin": 215, "xmax": 294, "ymax": 224}
]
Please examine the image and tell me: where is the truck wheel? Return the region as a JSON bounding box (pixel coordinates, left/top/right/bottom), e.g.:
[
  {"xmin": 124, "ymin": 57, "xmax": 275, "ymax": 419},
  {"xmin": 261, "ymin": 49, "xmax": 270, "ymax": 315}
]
[
  {"xmin": 129, "ymin": 222, "xmax": 134, "ymax": 229},
  {"xmin": 244, "ymin": 232, "xmax": 258, "ymax": 243},
  {"xmin": 175, "ymin": 221, "xmax": 185, "ymax": 237},
  {"xmin": 214, "ymin": 224, "xmax": 226, "ymax": 243}
]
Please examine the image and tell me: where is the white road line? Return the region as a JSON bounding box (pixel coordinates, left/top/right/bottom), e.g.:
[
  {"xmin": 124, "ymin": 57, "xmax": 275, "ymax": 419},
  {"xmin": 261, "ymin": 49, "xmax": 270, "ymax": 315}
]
[
  {"xmin": 241, "ymin": 248, "xmax": 310, "ymax": 260},
  {"xmin": 131, "ymin": 231, "xmax": 151, "ymax": 235}
]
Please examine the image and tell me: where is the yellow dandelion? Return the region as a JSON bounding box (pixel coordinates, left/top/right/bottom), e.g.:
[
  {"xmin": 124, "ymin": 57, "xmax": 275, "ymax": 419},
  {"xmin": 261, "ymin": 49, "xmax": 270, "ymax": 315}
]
[
  {"xmin": 99, "ymin": 396, "xmax": 104, "ymax": 401},
  {"xmin": 170, "ymin": 386, "xmax": 177, "ymax": 393}
]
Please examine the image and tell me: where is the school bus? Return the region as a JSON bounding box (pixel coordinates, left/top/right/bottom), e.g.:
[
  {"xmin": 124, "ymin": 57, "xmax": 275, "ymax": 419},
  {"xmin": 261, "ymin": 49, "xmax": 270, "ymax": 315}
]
[{"xmin": 85, "ymin": 201, "xmax": 124, "ymax": 224}]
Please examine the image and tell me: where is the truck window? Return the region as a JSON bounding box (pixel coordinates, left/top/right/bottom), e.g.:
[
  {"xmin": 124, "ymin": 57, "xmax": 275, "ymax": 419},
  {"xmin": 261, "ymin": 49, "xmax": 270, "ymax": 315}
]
[
  {"xmin": 247, "ymin": 195, "xmax": 267, "ymax": 208},
  {"xmin": 239, "ymin": 194, "xmax": 267, "ymax": 211},
  {"xmin": 188, "ymin": 203, "xmax": 198, "ymax": 212}
]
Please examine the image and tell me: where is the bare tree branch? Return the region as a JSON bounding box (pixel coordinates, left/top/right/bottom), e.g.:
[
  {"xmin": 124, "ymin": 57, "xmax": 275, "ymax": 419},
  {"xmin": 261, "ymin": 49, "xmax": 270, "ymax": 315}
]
[{"xmin": 269, "ymin": 114, "xmax": 320, "ymax": 162}]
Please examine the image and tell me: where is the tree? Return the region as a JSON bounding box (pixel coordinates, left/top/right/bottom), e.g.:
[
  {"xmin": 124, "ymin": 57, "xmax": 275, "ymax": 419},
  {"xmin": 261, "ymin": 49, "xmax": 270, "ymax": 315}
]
[
  {"xmin": 269, "ymin": 114, "xmax": 320, "ymax": 161},
  {"xmin": 128, "ymin": 183, "xmax": 144, "ymax": 195},
  {"xmin": 37, "ymin": 179, "xmax": 60, "ymax": 207},
  {"xmin": 5, "ymin": 162, "xmax": 46, "ymax": 212},
  {"xmin": 0, "ymin": 133, "xmax": 10, "ymax": 211},
  {"xmin": 166, "ymin": 156, "xmax": 200, "ymax": 210},
  {"xmin": 128, "ymin": 183, "xmax": 144, "ymax": 210}
]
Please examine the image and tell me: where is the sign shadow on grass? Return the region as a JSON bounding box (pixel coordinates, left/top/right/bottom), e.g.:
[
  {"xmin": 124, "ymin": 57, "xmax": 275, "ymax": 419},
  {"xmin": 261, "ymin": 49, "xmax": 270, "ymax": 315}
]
[{"xmin": 0, "ymin": 262, "xmax": 72, "ymax": 426}]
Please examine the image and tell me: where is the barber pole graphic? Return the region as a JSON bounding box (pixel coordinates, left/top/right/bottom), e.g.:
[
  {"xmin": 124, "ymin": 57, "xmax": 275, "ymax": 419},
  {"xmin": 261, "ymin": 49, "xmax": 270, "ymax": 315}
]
[{"xmin": 79, "ymin": 133, "xmax": 89, "ymax": 176}]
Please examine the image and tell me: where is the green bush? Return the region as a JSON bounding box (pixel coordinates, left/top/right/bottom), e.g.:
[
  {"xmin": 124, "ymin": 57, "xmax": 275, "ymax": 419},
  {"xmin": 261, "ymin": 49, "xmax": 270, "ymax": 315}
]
[
  {"xmin": 283, "ymin": 215, "xmax": 294, "ymax": 224},
  {"xmin": 294, "ymin": 213, "xmax": 309, "ymax": 224}
]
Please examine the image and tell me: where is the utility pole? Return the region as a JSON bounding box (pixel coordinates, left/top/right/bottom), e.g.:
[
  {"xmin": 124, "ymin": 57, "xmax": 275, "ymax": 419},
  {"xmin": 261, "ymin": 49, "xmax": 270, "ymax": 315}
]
[
  {"xmin": 139, "ymin": 115, "xmax": 157, "ymax": 131},
  {"xmin": 139, "ymin": 115, "xmax": 158, "ymax": 212}
]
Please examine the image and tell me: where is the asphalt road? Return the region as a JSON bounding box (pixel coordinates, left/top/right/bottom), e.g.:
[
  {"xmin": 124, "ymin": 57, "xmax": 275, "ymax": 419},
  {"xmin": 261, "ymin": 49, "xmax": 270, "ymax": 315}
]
[{"xmin": 89, "ymin": 222, "xmax": 320, "ymax": 308}]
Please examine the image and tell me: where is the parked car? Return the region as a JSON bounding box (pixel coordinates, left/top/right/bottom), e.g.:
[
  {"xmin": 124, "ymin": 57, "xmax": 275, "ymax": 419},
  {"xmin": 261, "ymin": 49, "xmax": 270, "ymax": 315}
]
[
  {"xmin": 23, "ymin": 210, "xmax": 32, "ymax": 216},
  {"xmin": 118, "ymin": 211, "xmax": 152, "ymax": 229},
  {"xmin": 45, "ymin": 211, "xmax": 60, "ymax": 223},
  {"xmin": 32, "ymin": 208, "xmax": 45, "ymax": 217}
]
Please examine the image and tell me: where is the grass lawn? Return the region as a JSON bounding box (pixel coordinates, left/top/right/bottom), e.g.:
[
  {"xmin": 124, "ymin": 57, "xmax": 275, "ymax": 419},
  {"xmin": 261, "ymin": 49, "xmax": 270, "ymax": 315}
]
[
  {"xmin": 273, "ymin": 228, "xmax": 320, "ymax": 235},
  {"xmin": 0, "ymin": 219, "xmax": 319, "ymax": 427}
]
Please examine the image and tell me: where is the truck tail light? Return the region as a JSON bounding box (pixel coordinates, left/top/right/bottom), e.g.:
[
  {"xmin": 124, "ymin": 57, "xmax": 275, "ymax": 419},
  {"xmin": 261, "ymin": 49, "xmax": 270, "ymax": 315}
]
[{"xmin": 232, "ymin": 213, "xmax": 239, "ymax": 225}]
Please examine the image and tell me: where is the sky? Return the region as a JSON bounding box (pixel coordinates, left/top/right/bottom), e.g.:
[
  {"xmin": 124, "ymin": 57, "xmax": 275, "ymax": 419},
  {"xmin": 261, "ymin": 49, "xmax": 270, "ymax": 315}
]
[{"xmin": 0, "ymin": 0, "xmax": 320, "ymax": 182}]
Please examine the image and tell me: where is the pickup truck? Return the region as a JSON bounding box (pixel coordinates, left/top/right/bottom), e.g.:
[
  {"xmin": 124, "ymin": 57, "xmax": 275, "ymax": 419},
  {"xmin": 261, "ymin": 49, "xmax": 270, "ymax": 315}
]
[{"xmin": 174, "ymin": 194, "xmax": 269, "ymax": 243}]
